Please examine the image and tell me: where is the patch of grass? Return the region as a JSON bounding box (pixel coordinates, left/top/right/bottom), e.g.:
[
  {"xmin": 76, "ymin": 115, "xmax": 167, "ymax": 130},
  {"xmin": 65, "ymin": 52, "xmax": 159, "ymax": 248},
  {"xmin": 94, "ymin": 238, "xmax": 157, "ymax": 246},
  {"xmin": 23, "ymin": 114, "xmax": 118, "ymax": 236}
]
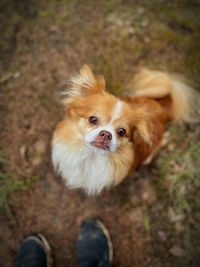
[
  {"xmin": 166, "ymin": 6, "xmax": 200, "ymax": 31},
  {"xmin": 31, "ymin": 151, "xmax": 45, "ymax": 158},
  {"xmin": 156, "ymin": 139, "xmax": 200, "ymax": 218},
  {"xmin": 153, "ymin": 133, "xmax": 200, "ymax": 264},
  {"xmin": 144, "ymin": 213, "xmax": 151, "ymax": 232},
  {"xmin": 96, "ymin": 55, "xmax": 124, "ymax": 95},
  {"xmin": 189, "ymin": 141, "xmax": 200, "ymax": 160},
  {"xmin": 0, "ymin": 151, "xmax": 40, "ymax": 224},
  {"xmin": 38, "ymin": 0, "xmax": 78, "ymax": 19},
  {"xmin": 0, "ymin": 0, "xmax": 22, "ymax": 66},
  {"xmin": 133, "ymin": 13, "xmax": 143, "ymax": 36},
  {"xmin": 0, "ymin": 171, "xmax": 27, "ymax": 224},
  {"xmin": 172, "ymin": 226, "xmax": 200, "ymax": 267}
]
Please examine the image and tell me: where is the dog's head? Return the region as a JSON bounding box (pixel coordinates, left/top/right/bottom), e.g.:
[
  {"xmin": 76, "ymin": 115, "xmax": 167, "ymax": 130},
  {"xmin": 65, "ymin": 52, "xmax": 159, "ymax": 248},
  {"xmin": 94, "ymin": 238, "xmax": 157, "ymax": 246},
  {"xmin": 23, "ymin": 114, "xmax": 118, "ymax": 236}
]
[{"xmin": 60, "ymin": 65, "xmax": 152, "ymax": 154}]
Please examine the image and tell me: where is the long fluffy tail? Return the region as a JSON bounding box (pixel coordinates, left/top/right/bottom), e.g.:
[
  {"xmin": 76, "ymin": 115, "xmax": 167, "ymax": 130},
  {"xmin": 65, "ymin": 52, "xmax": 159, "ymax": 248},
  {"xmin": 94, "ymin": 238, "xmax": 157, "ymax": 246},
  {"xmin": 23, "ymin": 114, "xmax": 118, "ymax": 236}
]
[{"xmin": 127, "ymin": 68, "xmax": 200, "ymax": 122}]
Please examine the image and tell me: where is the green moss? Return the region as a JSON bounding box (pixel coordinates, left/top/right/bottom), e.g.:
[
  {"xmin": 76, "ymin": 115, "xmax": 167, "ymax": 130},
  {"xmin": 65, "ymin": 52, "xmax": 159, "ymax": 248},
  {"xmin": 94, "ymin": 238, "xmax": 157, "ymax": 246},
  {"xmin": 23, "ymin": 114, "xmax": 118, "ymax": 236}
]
[
  {"xmin": 0, "ymin": 151, "xmax": 40, "ymax": 224},
  {"xmin": 155, "ymin": 137, "xmax": 200, "ymax": 219},
  {"xmin": 0, "ymin": 171, "xmax": 27, "ymax": 224},
  {"xmin": 189, "ymin": 141, "xmax": 200, "ymax": 160},
  {"xmin": 31, "ymin": 151, "xmax": 45, "ymax": 158},
  {"xmin": 166, "ymin": 7, "xmax": 200, "ymax": 31},
  {"xmin": 144, "ymin": 214, "xmax": 151, "ymax": 232},
  {"xmin": 185, "ymin": 50, "xmax": 200, "ymax": 75}
]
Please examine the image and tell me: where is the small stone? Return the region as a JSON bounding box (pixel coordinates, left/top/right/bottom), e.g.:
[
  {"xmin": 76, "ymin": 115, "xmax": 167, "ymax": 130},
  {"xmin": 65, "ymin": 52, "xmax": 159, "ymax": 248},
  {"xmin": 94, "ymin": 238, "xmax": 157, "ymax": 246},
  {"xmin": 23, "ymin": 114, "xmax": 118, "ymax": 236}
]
[
  {"xmin": 167, "ymin": 143, "xmax": 175, "ymax": 152},
  {"xmin": 168, "ymin": 207, "xmax": 184, "ymax": 223},
  {"xmin": 49, "ymin": 25, "xmax": 58, "ymax": 32},
  {"xmin": 129, "ymin": 207, "xmax": 144, "ymax": 225},
  {"xmin": 142, "ymin": 192, "xmax": 149, "ymax": 201},
  {"xmin": 157, "ymin": 230, "xmax": 167, "ymax": 242},
  {"xmin": 34, "ymin": 140, "xmax": 47, "ymax": 154},
  {"xmin": 137, "ymin": 7, "xmax": 145, "ymax": 14},
  {"xmin": 125, "ymin": 20, "xmax": 131, "ymax": 26},
  {"xmin": 144, "ymin": 37, "xmax": 150, "ymax": 43},
  {"xmin": 179, "ymin": 185, "xmax": 186, "ymax": 195},
  {"xmin": 128, "ymin": 27, "xmax": 135, "ymax": 35},
  {"xmin": 116, "ymin": 18, "xmax": 123, "ymax": 27},
  {"xmin": 169, "ymin": 244, "xmax": 183, "ymax": 257},
  {"xmin": 173, "ymin": 164, "xmax": 181, "ymax": 174},
  {"xmin": 107, "ymin": 13, "xmax": 116, "ymax": 23},
  {"xmin": 175, "ymin": 222, "xmax": 185, "ymax": 233},
  {"xmin": 32, "ymin": 157, "xmax": 42, "ymax": 167},
  {"xmin": 141, "ymin": 20, "xmax": 148, "ymax": 27},
  {"xmin": 20, "ymin": 145, "xmax": 27, "ymax": 160},
  {"xmin": 141, "ymin": 180, "xmax": 157, "ymax": 203},
  {"xmin": 13, "ymin": 71, "xmax": 20, "ymax": 79}
]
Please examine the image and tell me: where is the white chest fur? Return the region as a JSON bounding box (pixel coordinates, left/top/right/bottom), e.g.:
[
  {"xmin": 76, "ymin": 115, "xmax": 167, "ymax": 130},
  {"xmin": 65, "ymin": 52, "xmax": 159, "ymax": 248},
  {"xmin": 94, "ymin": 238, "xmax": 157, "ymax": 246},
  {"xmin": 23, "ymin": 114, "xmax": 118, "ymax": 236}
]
[{"xmin": 52, "ymin": 140, "xmax": 116, "ymax": 195}]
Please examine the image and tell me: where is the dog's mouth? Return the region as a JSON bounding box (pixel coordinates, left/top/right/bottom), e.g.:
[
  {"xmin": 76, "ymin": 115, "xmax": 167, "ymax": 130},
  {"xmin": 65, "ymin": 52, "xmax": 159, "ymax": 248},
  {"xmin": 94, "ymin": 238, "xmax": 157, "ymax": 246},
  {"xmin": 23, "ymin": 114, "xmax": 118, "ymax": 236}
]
[{"xmin": 91, "ymin": 142, "xmax": 110, "ymax": 151}]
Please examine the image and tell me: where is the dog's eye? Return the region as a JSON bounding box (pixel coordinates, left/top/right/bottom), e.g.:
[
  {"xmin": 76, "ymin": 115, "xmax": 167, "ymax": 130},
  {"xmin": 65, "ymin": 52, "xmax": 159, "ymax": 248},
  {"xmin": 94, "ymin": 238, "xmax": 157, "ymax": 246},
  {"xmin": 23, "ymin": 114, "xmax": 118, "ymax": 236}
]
[
  {"xmin": 89, "ymin": 116, "xmax": 98, "ymax": 126},
  {"xmin": 117, "ymin": 128, "xmax": 126, "ymax": 137}
]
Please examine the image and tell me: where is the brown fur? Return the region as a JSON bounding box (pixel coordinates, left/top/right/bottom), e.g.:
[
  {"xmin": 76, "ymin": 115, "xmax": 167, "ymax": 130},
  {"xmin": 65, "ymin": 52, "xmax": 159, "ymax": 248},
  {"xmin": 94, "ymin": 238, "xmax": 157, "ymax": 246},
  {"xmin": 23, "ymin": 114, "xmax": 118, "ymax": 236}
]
[
  {"xmin": 52, "ymin": 65, "xmax": 198, "ymax": 193},
  {"xmin": 121, "ymin": 96, "xmax": 167, "ymax": 172}
]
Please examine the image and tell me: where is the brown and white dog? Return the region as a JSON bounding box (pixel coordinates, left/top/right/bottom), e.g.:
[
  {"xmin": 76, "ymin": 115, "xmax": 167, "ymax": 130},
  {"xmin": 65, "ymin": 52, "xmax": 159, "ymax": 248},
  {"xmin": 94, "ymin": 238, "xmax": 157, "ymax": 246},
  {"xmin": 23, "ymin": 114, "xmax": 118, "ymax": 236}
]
[{"xmin": 52, "ymin": 65, "xmax": 198, "ymax": 195}]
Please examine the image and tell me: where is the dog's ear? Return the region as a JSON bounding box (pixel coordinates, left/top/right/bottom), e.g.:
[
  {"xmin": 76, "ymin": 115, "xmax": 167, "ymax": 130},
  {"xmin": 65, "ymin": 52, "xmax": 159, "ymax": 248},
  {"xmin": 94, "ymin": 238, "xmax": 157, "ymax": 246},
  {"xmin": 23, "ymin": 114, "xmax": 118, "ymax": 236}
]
[
  {"xmin": 134, "ymin": 121, "xmax": 152, "ymax": 145},
  {"xmin": 79, "ymin": 65, "xmax": 105, "ymax": 94},
  {"xmin": 132, "ymin": 110, "xmax": 153, "ymax": 145},
  {"xmin": 62, "ymin": 65, "xmax": 105, "ymax": 104}
]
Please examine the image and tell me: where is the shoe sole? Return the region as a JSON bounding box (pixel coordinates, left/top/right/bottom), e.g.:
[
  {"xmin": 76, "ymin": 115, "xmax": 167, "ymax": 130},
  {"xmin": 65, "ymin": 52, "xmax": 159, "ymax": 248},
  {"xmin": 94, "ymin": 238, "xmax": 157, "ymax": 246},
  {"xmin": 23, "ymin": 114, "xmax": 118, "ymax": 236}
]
[{"xmin": 96, "ymin": 220, "xmax": 113, "ymax": 264}]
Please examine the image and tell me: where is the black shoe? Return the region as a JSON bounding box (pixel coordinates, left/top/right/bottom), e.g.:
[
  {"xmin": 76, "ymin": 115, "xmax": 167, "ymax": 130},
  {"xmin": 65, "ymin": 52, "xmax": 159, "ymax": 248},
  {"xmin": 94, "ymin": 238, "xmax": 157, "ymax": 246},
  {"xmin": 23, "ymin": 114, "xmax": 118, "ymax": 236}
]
[
  {"xmin": 77, "ymin": 219, "xmax": 113, "ymax": 267},
  {"xmin": 14, "ymin": 233, "xmax": 53, "ymax": 267}
]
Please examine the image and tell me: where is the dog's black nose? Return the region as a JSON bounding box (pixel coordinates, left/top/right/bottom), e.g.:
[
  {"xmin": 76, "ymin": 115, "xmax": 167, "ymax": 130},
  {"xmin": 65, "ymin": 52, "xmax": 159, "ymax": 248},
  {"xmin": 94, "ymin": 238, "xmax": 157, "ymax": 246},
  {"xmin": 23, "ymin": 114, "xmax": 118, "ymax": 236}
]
[{"xmin": 99, "ymin": 130, "xmax": 112, "ymax": 140}]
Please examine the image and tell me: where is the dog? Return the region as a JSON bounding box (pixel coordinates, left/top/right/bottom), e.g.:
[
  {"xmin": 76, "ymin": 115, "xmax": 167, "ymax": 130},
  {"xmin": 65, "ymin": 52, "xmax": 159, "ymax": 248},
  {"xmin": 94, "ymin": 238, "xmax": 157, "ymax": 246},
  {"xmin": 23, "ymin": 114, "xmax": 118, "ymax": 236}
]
[{"xmin": 52, "ymin": 65, "xmax": 197, "ymax": 195}]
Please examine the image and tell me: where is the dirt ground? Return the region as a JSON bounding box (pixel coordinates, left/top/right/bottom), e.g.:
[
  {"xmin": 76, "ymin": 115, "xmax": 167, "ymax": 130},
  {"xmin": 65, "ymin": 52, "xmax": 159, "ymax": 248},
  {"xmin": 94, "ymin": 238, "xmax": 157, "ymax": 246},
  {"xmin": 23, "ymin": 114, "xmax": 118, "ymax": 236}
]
[{"xmin": 0, "ymin": 0, "xmax": 200, "ymax": 266}]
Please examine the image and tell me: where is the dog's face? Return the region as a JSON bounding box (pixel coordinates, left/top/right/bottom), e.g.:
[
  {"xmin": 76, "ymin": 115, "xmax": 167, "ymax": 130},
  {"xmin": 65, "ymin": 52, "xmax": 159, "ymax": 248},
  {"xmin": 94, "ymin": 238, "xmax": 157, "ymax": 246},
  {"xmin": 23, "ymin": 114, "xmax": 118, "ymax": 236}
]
[
  {"xmin": 67, "ymin": 91, "xmax": 134, "ymax": 155},
  {"xmin": 58, "ymin": 65, "xmax": 152, "ymax": 154}
]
